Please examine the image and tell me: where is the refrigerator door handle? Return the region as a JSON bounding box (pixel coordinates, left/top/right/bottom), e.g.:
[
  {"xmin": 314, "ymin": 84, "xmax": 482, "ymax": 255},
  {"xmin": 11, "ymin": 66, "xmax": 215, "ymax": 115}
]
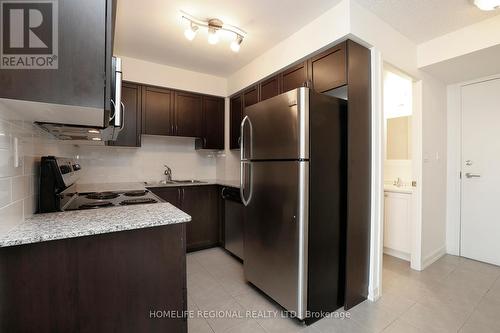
[
  {"xmin": 240, "ymin": 162, "xmax": 253, "ymax": 206},
  {"xmin": 240, "ymin": 116, "xmax": 253, "ymax": 160}
]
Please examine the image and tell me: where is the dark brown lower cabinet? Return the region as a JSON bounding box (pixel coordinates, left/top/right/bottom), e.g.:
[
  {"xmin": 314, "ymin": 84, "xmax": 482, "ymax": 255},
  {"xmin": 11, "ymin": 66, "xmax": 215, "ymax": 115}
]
[
  {"xmin": 150, "ymin": 185, "xmax": 220, "ymax": 252},
  {"xmin": 0, "ymin": 224, "xmax": 187, "ymax": 333}
]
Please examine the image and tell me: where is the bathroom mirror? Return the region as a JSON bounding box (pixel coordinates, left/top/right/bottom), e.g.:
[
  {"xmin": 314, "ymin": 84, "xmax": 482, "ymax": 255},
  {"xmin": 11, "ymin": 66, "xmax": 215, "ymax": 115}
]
[{"xmin": 386, "ymin": 116, "xmax": 411, "ymax": 160}]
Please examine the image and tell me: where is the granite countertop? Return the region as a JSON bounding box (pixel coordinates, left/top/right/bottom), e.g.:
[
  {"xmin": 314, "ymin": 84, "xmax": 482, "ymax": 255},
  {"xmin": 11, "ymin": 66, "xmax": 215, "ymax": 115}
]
[
  {"xmin": 0, "ymin": 203, "xmax": 191, "ymax": 248},
  {"xmin": 0, "ymin": 179, "xmax": 239, "ymax": 248}
]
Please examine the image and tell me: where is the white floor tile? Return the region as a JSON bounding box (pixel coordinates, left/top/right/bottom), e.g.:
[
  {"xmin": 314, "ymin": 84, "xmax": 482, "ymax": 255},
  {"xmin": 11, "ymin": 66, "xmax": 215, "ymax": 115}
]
[{"xmin": 187, "ymin": 248, "xmax": 500, "ymax": 333}]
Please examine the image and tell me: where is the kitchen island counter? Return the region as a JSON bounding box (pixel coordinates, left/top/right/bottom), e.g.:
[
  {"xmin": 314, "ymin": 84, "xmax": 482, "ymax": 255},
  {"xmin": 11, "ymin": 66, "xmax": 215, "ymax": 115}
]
[{"xmin": 0, "ymin": 202, "xmax": 191, "ymax": 248}]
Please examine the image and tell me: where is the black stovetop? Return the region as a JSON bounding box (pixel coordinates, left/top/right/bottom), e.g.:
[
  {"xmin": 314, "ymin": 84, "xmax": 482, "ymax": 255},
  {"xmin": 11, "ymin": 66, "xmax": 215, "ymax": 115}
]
[{"xmin": 63, "ymin": 189, "xmax": 161, "ymax": 211}]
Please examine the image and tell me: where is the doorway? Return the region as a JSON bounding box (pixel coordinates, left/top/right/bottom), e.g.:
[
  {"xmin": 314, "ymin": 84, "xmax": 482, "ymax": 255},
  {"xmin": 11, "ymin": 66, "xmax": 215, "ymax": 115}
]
[
  {"xmin": 460, "ymin": 78, "xmax": 500, "ymax": 266},
  {"xmin": 382, "ymin": 65, "xmax": 422, "ymax": 271}
]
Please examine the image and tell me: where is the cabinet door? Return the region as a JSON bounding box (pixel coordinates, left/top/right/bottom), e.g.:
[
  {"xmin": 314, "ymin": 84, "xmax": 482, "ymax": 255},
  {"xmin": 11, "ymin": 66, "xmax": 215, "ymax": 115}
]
[
  {"xmin": 310, "ymin": 42, "xmax": 347, "ymax": 93},
  {"xmin": 108, "ymin": 82, "xmax": 141, "ymax": 147},
  {"xmin": 243, "ymin": 86, "xmax": 259, "ymax": 108},
  {"xmin": 201, "ymin": 96, "xmax": 224, "ymax": 150},
  {"xmin": 174, "ymin": 91, "xmax": 202, "ymax": 138},
  {"xmin": 181, "ymin": 186, "xmax": 219, "ymax": 252},
  {"xmin": 280, "ymin": 62, "xmax": 308, "ymax": 93},
  {"xmin": 148, "ymin": 187, "xmax": 181, "ymax": 209},
  {"xmin": 260, "ymin": 75, "xmax": 280, "ymax": 101},
  {"xmin": 0, "ymin": 0, "xmax": 110, "ymax": 109},
  {"xmin": 230, "ymin": 95, "xmax": 243, "ymax": 150},
  {"xmin": 142, "ymin": 86, "xmax": 174, "ymax": 136},
  {"xmin": 383, "ymin": 192, "xmax": 411, "ymax": 255}
]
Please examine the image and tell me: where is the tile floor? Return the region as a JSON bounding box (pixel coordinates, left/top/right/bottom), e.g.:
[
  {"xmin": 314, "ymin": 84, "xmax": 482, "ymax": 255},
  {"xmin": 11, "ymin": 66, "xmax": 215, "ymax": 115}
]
[{"xmin": 187, "ymin": 248, "xmax": 500, "ymax": 333}]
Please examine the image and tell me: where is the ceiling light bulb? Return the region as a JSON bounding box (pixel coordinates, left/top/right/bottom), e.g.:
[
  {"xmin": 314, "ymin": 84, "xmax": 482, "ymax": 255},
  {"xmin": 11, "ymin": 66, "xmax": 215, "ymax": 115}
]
[
  {"xmin": 91, "ymin": 137, "xmax": 102, "ymax": 141},
  {"xmin": 88, "ymin": 129, "xmax": 100, "ymax": 134},
  {"xmin": 184, "ymin": 23, "xmax": 198, "ymax": 41},
  {"xmin": 230, "ymin": 35, "xmax": 243, "ymax": 52},
  {"xmin": 208, "ymin": 27, "xmax": 219, "ymax": 45},
  {"xmin": 474, "ymin": 0, "xmax": 500, "ymax": 10}
]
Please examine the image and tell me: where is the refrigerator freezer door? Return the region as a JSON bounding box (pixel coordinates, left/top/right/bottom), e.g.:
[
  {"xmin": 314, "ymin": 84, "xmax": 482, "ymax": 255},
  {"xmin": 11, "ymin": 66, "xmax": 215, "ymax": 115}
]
[
  {"xmin": 244, "ymin": 160, "xmax": 309, "ymax": 319},
  {"xmin": 242, "ymin": 88, "xmax": 309, "ymax": 161}
]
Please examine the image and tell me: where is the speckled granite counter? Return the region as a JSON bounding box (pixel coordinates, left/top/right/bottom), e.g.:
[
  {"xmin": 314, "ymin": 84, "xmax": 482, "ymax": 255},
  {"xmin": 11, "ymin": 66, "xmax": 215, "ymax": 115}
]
[{"xmin": 0, "ymin": 203, "xmax": 191, "ymax": 248}]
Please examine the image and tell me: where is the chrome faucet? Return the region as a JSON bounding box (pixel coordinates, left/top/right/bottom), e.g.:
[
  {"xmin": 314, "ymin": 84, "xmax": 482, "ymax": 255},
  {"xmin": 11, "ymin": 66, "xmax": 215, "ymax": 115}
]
[
  {"xmin": 164, "ymin": 165, "xmax": 172, "ymax": 182},
  {"xmin": 393, "ymin": 177, "xmax": 402, "ymax": 187}
]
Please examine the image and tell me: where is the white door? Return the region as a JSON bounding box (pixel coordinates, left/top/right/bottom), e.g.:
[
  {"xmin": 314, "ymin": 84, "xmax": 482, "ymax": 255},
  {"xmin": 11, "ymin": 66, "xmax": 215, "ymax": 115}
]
[{"xmin": 461, "ymin": 78, "xmax": 500, "ymax": 266}]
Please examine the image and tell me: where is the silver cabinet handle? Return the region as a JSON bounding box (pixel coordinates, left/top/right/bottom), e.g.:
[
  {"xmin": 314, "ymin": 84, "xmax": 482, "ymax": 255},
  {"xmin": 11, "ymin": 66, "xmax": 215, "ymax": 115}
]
[{"xmin": 465, "ymin": 173, "xmax": 481, "ymax": 178}]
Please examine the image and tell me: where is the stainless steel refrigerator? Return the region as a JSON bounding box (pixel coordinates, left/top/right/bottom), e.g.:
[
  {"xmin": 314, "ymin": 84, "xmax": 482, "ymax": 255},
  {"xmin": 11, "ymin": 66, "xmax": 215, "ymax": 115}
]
[{"xmin": 240, "ymin": 87, "xmax": 347, "ymax": 322}]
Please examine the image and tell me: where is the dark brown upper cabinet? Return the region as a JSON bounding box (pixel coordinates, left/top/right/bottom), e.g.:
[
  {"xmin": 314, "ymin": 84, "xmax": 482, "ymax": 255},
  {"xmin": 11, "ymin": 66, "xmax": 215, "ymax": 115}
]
[
  {"xmin": 309, "ymin": 42, "xmax": 347, "ymax": 93},
  {"xmin": 108, "ymin": 82, "xmax": 141, "ymax": 147},
  {"xmin": 0, "ymin": 0, "xmax": 115, "ymax": 110},
  {"xmin": 281, "ymin": 62, "xmax": 309, "ymax": 93},
  {"xmin": 260, "ymin": 75, "xmax": 281, "ymax": 101},
  {"xmin": 142, "ymin": 86, "xmax": 174, "ymax": 136},
  {"xmin": 197, "ymin": 96, "xmax": 224, "ymax": 150},
  {"xmin": 174, "ymin": 91, "xmax": 202, "ymax": 138},
  {"xmin": 243, "ymin": 86, "xmax": 259, "ymax": 108},
  {"xmin": 230, "ymin": 95, "xmax": 243, "ymax": 150}
]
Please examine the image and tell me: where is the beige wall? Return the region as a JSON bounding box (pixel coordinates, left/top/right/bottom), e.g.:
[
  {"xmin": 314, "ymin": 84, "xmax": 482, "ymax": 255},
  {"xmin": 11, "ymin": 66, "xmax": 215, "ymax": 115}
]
[
  {"xmin": 420, "ymin": 72, "xmax": 447, "ymax": 263},
  {"xmin": 119, "ymin": 55, "xmax": 227, "ymax": 96}
]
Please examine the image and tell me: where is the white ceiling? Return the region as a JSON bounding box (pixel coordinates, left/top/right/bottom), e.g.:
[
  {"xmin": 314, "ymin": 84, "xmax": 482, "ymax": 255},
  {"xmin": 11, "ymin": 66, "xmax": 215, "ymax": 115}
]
[
  {"xmin": 354, "ymin": 0, "xmax": 500, "ymax": 43},
  {"xmin": 114, "ymin": 0, "xmax": 341, "ymax": 77}
]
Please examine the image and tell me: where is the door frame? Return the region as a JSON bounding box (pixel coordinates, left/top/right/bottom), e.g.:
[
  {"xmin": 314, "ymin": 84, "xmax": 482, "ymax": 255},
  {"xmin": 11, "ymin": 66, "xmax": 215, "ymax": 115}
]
[
  {"xmin": 365, "ymin": 50, "xmax": 425, "ymax": 302},
  {"xmin": 446, "ymin": 74, "xmax": 500, "ymax": 256},
  {"xmin": 382, "ymin": 65, "xmax": 423, "ymax": 271}
]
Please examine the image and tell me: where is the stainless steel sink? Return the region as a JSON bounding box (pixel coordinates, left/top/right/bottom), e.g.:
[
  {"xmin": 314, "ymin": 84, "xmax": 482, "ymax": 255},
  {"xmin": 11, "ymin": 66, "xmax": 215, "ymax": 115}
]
[
  {"xmin": 144, "ymin": 180, "xmax": 207, "ymax": 186},
  {"xmin": 171, "ymin": 180, "xmax": 207, "ymax": 184}
]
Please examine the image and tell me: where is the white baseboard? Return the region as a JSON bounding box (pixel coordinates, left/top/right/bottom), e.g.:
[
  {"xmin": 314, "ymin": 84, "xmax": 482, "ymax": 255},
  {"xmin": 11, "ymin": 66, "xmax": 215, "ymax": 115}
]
[
  {"xmin": 383, "ymin": 247, "xmax": 410, "ymax": 262},
  {"xmin": 422, "ymin": 245, "xmax": 446, "ymax": 269}
]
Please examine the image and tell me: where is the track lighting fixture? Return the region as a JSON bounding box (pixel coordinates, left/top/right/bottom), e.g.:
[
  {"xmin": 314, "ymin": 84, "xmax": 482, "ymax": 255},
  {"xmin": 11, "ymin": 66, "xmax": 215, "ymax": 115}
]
[
  {"xmin": 184, "ymin": 22, "xmax": 198, "ymax": 41},
  {"xmin": 180, "ymin": 11, "xmax": 246, "ymax": 52},
  {"xmin": 230, "ymin": 35, "xmax": 243, "ymax": 53}
]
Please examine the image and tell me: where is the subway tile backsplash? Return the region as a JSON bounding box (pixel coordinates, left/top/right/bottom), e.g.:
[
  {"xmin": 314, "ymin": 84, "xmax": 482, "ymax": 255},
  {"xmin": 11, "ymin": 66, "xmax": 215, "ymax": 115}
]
[
  {"xmin": 0, "ymin": 113, "xmax": 76, "ymax": 236},
  {"xmin": 0, "ymin": 107, "xmax": 228, "ymax": 236}
]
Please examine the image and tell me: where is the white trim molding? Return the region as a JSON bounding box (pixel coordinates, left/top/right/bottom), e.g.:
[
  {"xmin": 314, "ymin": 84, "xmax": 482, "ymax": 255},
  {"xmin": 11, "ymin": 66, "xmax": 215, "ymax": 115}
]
[
  {"xmin": 368, "ymin": 48, "xmax": 384, "ymax": 302},
  {"xmin": 422, "ymin": 245, "xmax": 446, "ymax": 269}
]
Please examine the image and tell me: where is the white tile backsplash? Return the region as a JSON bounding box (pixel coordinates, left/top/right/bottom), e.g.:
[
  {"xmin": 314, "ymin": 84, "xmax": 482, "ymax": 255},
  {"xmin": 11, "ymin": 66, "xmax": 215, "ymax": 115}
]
[
  {"xmin": 0, "ymin": 201, "xmax": 23, "ymax": 235},
  {"xmin": 0, "ymin": 108, "xmax": 78, "ymax": 235},
  {"xmin": 75, "ymin": 135, "xmax": 219, "ymax": 184},
  {"xmin": 0, "ymin": 178, "xmax": 11, "ymax": 207},
  {"xmin": 0, "ymin": 106, "xmax": 232, "ymax": 235}
]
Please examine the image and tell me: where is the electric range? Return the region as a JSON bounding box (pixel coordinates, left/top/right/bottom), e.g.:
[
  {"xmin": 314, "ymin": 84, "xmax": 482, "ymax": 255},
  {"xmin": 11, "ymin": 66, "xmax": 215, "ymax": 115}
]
[
  {"xmin": 63, "ymin": 189, "xmax": 160, "ymax": 211},
  {"xmin": 39, "ymin": 156, "xmax": 162, "ymax": 213}
]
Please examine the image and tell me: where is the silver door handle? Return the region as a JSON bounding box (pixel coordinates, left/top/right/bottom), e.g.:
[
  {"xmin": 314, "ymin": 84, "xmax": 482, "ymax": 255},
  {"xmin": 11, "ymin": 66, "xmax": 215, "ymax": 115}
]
[
  {"xmin": 240, "ymin": 162, "xmax": 253, "ymax": 206},
  {"xmin": 240, "ymin": 116, "xmax": 253, "ymax": 160},
  {"xmin": 465, "ymin": 173, "xmax": 481, "ymax": 178}
]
